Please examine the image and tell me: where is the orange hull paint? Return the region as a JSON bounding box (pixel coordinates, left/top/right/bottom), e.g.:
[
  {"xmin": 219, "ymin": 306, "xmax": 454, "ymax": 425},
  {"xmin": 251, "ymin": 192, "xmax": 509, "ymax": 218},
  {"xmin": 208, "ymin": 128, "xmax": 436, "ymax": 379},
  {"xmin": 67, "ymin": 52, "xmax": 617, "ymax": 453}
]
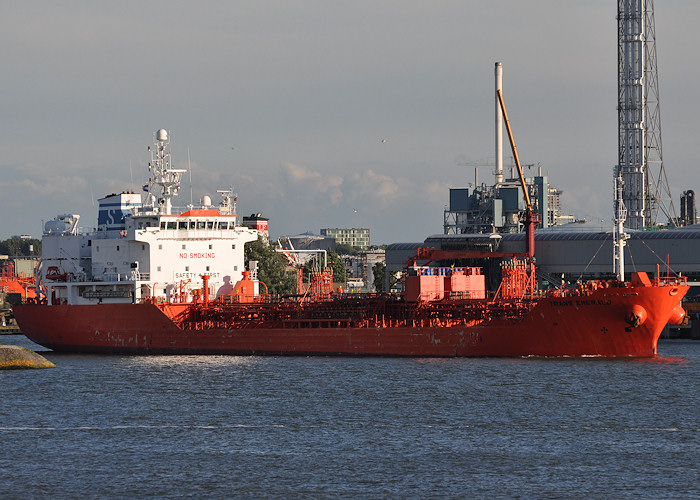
[{"xmin": 13, "ymin": 283, "xmax": 688, "ymax": 357}]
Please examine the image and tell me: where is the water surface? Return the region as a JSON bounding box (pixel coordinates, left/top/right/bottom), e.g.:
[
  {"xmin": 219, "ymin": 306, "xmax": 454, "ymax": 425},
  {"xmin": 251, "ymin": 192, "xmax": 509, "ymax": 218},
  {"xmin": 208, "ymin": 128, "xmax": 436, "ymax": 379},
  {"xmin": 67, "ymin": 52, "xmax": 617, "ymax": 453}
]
[{"xmin": 1, "ymin": 336, "xmax": 698, "ymax": 498}]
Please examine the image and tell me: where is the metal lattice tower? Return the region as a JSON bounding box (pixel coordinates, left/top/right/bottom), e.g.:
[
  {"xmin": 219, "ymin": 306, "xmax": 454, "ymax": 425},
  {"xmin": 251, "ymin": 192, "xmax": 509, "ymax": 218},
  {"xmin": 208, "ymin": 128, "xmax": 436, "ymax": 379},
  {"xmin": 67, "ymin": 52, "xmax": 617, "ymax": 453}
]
[{"xmin": 616, "ymin": 0, "xmax": 676, "ymax": 229}]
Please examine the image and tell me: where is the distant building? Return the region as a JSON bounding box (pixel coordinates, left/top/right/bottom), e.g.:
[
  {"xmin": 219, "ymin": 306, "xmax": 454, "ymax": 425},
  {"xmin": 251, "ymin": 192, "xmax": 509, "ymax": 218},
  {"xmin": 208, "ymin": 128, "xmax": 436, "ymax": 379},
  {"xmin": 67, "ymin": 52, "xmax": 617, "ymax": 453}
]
[
  {"xmin": 242, "ymin": 213, "xmax": 269, "ymax": 239},
  {"xmin": 279, "ymin": 233, "xmax": 336, "ymax": 252},
  {"xmin": 444, "ymin": 172, "xmax": 572, "ymax": 234},
  {"xmin": 343, "ymin": 250, "xmax": 385, "ymax": 292},
  {"xmin": 320, "ymin": 228, "xmax": 370, "ymax": 249},
  {"xmin": 680, "ymin": 190, "xmax": 696, "ymax": 226}
]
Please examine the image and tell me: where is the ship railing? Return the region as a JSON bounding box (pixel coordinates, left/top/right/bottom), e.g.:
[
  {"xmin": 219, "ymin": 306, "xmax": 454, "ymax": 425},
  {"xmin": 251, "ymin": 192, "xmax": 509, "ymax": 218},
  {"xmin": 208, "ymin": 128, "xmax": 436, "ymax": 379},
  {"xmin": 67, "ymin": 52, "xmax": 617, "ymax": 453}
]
[
  {"xmin": 655, "ymin": 275, "xmax": 688, "ymax": 286},
  {"xmin": 541, "ymin": 283, "xmax": 607, "ymax": 298},
  {"xmin": 98, "ymin": 273, "xmax": 127, "ymax": 282}
]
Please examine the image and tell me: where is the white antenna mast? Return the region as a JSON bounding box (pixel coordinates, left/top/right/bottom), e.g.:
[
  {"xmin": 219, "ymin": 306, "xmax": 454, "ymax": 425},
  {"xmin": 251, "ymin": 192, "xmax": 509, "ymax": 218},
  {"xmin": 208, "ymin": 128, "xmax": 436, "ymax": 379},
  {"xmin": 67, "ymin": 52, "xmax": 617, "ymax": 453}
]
[
  {"xmin": 188, "ymin": 147, "xmax": 193, "ymax": 209},
  {"xmin": 613, "ymin": 172, "xmax": 629, "ymax": 281},
  {"xmin": 148, "ymin": 129, "xmax": 187, "ymax": 215},
  {"xmin": 217, "ymin": 186, "xmax": 237, "ymax": 220}
]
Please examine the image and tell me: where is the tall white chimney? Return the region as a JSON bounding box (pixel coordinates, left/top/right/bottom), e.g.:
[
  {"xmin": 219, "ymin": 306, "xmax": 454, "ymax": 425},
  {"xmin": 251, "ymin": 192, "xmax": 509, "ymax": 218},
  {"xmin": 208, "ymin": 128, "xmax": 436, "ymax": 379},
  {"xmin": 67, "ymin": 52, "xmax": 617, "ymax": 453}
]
[{"xmin": 495, "ymin": 62, "xmax": 503, "ymax": 185}]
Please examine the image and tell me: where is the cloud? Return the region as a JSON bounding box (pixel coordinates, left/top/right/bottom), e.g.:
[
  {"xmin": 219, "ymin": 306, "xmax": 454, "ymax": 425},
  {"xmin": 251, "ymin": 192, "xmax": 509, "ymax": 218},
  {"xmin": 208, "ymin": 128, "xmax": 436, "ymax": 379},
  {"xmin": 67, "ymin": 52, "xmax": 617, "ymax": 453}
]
[{"xmin": 279, "ymin": 162, "xmax": 344, "ymax": 206}]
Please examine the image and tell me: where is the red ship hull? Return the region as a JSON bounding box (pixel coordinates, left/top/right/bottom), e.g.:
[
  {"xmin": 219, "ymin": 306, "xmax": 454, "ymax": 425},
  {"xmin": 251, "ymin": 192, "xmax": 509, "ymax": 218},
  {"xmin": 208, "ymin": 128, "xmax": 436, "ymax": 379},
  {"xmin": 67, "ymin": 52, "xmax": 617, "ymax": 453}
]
[{"xmin": 12, "ymin": 282, "xmax": 688, "ymax": 357}]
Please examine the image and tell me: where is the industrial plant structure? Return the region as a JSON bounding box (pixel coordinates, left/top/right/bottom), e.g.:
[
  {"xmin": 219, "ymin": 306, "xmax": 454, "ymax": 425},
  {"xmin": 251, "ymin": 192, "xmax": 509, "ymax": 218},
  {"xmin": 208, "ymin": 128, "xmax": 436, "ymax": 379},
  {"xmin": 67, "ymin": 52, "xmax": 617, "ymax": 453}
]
[
  {"xmin": 391, "ymin": 2, "xmax": 698, "ymax": 300},
  {"xmin": 616, "ymin": 0, "xmax": 676, "ymax": 229},
  {"xmin": 443, "ymin": 63, "xmax": 572, "ymax": 235}
]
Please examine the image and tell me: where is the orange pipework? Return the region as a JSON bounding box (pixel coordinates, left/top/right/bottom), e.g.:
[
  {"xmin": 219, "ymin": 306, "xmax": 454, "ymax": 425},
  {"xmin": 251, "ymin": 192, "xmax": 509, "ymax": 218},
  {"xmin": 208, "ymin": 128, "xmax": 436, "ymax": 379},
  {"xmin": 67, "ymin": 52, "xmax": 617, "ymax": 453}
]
[{"xmin": 202, "ymin": 275, "xmax": 209, "ymax": 304}]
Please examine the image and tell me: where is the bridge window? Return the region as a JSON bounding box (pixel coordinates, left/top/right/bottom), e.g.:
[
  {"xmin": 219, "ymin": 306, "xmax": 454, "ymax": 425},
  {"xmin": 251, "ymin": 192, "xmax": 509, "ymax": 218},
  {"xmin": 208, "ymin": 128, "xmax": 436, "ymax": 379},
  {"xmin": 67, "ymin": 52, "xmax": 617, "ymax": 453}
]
[{"xmin": 178, "ymin": 221, "xmax": 187, "ymax": 230}]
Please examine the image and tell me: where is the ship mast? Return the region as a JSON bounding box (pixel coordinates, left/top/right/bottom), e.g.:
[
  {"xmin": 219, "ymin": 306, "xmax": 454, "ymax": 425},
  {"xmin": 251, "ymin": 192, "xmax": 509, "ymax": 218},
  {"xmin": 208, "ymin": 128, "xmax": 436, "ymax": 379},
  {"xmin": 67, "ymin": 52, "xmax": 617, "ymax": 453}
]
[
  {"xmin": 613, "ymin": 172, "xmax": 629, "ymax": 281},
  {"xmin": 146, "ymin": 129, "xmax": 187, "ymax": 215},
  {"xmin": 217, "ymin": 186, "xmax": 237, "ymax": 218}
]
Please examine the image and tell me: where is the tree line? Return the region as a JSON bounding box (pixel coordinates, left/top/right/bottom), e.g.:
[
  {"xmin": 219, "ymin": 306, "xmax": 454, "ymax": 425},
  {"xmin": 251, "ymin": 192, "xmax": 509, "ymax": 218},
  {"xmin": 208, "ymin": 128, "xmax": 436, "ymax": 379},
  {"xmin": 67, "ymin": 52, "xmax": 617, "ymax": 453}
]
[{"xmin": 0, "ymin": 237, "xmax": 41, "ymax": 257}]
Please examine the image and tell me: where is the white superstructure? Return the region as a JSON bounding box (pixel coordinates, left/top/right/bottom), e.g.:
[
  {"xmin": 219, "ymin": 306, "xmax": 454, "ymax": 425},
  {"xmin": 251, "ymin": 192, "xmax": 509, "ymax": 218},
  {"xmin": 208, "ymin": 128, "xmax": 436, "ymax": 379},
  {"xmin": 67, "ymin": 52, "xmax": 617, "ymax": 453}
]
[{"xmin": 38, "ymin": 130, "xmax": 260, "ymax": 305}]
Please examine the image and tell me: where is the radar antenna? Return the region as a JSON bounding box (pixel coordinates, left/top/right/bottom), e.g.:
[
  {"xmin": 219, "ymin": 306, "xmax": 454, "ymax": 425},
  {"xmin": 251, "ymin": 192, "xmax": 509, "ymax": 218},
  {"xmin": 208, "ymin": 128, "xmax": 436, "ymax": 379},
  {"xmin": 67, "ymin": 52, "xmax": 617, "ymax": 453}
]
[
  {"xmin": 217, "ymin": 186, "xmax": 237, "ymax": 220},
  {"xmin": 145, "ymin": 129, "xmax": 187, "ymax": 215}
]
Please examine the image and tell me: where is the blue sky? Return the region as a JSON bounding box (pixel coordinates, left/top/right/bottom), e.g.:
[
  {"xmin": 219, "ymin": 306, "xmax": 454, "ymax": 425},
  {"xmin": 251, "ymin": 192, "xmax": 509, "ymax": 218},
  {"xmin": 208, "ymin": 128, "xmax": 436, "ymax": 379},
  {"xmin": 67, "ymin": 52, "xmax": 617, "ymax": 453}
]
[{"xmin": 2, "ymin": 1, "xmax": 699, "ymax": 243}]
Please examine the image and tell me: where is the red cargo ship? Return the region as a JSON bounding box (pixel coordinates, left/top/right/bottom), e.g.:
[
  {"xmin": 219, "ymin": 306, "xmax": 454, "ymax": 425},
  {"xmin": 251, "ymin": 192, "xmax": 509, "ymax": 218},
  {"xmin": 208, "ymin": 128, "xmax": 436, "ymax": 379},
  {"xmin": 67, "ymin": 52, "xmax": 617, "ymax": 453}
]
[
  {"xmin": 12, "ymin": 95, "xmax": 690, "ymax": 357},
  {"xmin": 12, "ymin": 260, "xmax": 689, "ymax": 357}
]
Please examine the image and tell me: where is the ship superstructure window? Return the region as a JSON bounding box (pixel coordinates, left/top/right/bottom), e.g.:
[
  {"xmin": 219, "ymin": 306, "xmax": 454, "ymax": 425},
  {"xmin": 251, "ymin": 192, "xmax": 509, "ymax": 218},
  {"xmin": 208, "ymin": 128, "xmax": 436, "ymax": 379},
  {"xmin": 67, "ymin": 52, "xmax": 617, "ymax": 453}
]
[
  {"xmin": 208, "ymin": 245, "xmax": 212, "ymax": 249},
  {"xmin": 178, "ymin": 221, "xmax": 187, "ymax": 230},
  {"xmin": 158, "ymin": 244, "xmax": 162, "ymax": 250},
  {"xmin": 207, "ymin": 222, "xmax": 214, "ymax": 230},
  {"xmin": 189, "ymin": 221, "xmax": 196, "ymax": 229},
  {"xmin": 206, "ymin": 266, "xmax": 210, "ymax": 271},
  {"xmin": 157, "ymin": 266, "xmax": 161, "ymax": 272},
  {"xmin": 182, "ymin": 244, "xmax": 186, "ymax": 250},
  {"xmin": 197, "ymin": 221, "xmax": 206, "ymax": 230},
  {"xmin": 185, "ymin": 266, "xmax": 189, "ymax": 271},
  {"xmin": 218, "ymin": 221, "xmax": 228, "ymax": 230},
  {"xmin": 167, "ymin": 221, "xmax": 177, "ymax": 230},
  {"xmin": 232, "ymin": 244, "xmax": 236, "ymax": 249}
]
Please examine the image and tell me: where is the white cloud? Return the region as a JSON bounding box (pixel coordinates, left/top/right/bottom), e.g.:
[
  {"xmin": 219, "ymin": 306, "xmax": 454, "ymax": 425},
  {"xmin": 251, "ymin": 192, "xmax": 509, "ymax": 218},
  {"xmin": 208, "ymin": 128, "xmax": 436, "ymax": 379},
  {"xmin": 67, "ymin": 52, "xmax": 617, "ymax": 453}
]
[
  {"xmin": 1, "ymin": 1, "xmax": 699, "ymax": 242},
  {"xmin": 279, "ymin": 162, "xmax": 344, "ymax": 206}
]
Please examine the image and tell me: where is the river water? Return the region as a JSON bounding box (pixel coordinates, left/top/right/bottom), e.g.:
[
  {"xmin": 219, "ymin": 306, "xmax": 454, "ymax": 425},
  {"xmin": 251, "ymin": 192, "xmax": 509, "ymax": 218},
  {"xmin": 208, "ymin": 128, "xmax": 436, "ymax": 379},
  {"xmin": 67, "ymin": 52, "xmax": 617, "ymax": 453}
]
[{"xmin": 1, "ymin": 335, "xmax": 698, "ymax": 499}]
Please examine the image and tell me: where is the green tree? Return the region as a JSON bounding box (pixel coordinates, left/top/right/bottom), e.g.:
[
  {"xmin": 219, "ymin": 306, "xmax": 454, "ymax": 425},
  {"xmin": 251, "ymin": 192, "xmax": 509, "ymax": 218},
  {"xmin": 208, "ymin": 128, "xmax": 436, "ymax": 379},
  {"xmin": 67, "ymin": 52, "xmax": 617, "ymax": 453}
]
[
  {"xmin": 0, "ymin": 238, "xmax": 41, "ymax": 257},
  {"xmin": 328, "ymin": 251, "xmax": 347, "ymax": 283},
  {"xmin": 335, "ymin": 243, "xmax": 358, "ymax": 256},
  {"xmin": 372, "ymin": 262, "xmax": 385, "ymax": 292},
  {"xmin": 244, "ymin": 237, "xmax": 297, "ymax": 295}
]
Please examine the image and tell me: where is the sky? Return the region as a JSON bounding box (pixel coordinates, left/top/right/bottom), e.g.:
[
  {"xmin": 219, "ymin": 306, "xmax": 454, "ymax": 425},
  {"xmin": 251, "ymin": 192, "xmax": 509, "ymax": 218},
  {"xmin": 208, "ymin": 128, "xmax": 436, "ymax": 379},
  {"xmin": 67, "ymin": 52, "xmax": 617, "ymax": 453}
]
[{"xmin": 2, "ymin": 1, "xmax": 700, "ymax": 244}]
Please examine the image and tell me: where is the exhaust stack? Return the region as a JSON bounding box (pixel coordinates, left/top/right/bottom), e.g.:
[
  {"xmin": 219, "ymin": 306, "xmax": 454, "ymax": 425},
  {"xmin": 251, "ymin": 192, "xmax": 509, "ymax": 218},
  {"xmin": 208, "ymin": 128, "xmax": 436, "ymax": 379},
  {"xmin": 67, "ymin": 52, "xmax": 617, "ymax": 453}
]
[{"xmin": 495, "ymin": 62, "xmax": 504, "ymax": 185}]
